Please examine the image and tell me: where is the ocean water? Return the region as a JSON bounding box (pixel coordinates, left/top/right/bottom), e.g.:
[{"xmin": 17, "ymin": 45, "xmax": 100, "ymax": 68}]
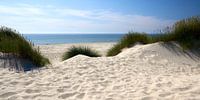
[{"xmin": 23, "ymin": 34, "xmax": 124, "ymax": 45}]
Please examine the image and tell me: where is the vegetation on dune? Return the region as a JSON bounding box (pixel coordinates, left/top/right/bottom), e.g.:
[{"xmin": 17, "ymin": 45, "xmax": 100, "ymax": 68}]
[
  {"xmin": 107, "ymin": 16, "xmax": 200, "ymax": 56},
  {"xmin": 107, "ymin": 33, "xmax": 151, "ymax": 56},
  {"xmin": 168, "ymin": 16, "xmax": 200, "ymax": 49},
  {"xmin": 0, "ymin": 26, "xmax": 50, "ymax": 67},
  {"xmin": 153, "ymin": 16, "xmax": 200, "ymax": 49},
  {"xmin": 62, "ymin": 46, "xmax": 100, "ymax": 60}
]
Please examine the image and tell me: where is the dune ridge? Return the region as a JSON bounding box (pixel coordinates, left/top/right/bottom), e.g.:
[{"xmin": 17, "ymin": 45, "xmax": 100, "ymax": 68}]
[{"xmin": 0, "ymin": 42, "xmax": 200, "ymax": 100}]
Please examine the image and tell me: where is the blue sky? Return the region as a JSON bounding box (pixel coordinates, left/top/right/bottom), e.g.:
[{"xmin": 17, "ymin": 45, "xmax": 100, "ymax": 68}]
[{"xmin": 0, "ymin": 0, "xmax": 199, "ymax": 34}]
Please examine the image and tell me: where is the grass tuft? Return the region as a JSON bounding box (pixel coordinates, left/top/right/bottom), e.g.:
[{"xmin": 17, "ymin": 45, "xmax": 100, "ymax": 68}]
[
  {"xmin": 170, "ymin": 16, "xmax": 200, "ymax": 49},
  {"xmin": 62, "ymin": 46, "xmax": 100, "ymax": 60},
  {"xmin": 155, "ymin": 16, "xmax": 200, "ymax": 49},
  {"xmin": 107, "ymin": 33, "xmax": 151, "ymax": 56},
  {"xmin": 0, "ymin": 26, "xmax": 50, "ymax": 67},
  {"xmin": 107, "ymin": 16, "xmax": 200, "ymax": 56}
]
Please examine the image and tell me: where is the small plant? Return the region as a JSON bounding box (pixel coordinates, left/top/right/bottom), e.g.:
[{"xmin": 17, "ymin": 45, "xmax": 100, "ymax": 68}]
[
  {"xmin": 106, "ymin": 44, "xmax": 123, "ymax": 57},
  {"xmin": 0, "ymin": 26, "xmax": 50, "ymax": 67},
  {"xmin": 107, "ymin": 32, "xmax": 151, "ymax": 56},
  {"xmin": 62, "ymin": 46, "xmax": 100, "ymax": 60}
]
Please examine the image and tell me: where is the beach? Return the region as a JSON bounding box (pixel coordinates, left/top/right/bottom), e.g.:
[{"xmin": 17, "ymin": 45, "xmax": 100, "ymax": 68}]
[
  {"xmin": 0, "ymin": 0, "xmax": 199, "ymax": 99},
  {"xmin": 0, "ymin": 42, "xmax": 200, "ymax": 100}
]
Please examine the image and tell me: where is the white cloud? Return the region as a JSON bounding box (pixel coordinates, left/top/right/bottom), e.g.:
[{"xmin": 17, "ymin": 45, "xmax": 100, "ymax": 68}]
[
  {"xmin": 0, "ymin": 4, "xmax": 176, "ymax": 33},
  {"xmin": 0, "ymin": 5, "xmax": 45, "ymax": 16}
]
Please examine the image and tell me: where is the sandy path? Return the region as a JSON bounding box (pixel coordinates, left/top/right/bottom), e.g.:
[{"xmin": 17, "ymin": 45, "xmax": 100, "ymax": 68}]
[{"xmin": 0, "ymin": 42, "xmax": 200, "ymax": 100}]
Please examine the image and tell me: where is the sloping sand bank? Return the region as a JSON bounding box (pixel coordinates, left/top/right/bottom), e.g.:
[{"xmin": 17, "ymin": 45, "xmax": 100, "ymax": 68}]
[
  {"xmin": 0, "ymin": 42, "xmax": 200, "ymax": 100},
  {"xmin": 0, "ymin": 53, "xmax": 38, "ymax": 72}
]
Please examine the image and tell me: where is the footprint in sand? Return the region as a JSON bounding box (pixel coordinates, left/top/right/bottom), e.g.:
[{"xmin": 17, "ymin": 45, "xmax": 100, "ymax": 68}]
[
  {"xmin": 25, "ymin": 89, "xmax": 41, "ymax": 94},
  {"xmin": 57, "ymin": 86, "xmax": 71, "ymax": 93},
  {"xmin": 0, "ymin": 82, "xmax": 3, "ymax": 85},
  {"xmin": 0, "ymin": 92, "xmax": 17, "ymax": 98},
  {"xmin": 57, "ymin": 85, "xmax": 71, "ymax": 93},
  {"xmin": 7, "ymin": 96, "xmax": 19, "ymax": 100},
  {"xmin": 23, "ymin": 80, "xmax": 34, "ymax": 86},
  {"xmin": 58, "ymin": 92, "xmax": 77, "ymax": 99},
  {"xmin": 112, "ymin": 85, "xmax": 123, "ymax": 90},
  {"xmin": 35, "ymin": 83, "xmax": 50, "ymax": 87},
  {"xmin": 141, "ymin": 96, "xmax": 154, "ymax": 100},
  {"xmin": 172, "ymin": 86, "xmax": 193, "ymax": 92},
  {"xmin": 105, "ymin": 97, "xmax": 114, "ymax": 100},
  {"xmin": 57, "ymin": 88, "xmax": 64, "ymax": 93},
  {"xmin": 159, "ymin": 92, "xmax": 172, "ymax": 97},
  {"xmin": 191, "ymin": 89, "xmax": 200, "ymax": 95},
  {"xmin": 76, "ymin": 93, "xmax": 85, "ymax": 99},
  {"xmin": 10, "ymin": 81, "xmax": 19, "ymax": 85},
  {"xmin": 156, "ymin": 82, "xmax": 172, "ymax": 88},
  {"xmin": 72, "ymin": 84, "xmax": 80, "ymax": 90}
]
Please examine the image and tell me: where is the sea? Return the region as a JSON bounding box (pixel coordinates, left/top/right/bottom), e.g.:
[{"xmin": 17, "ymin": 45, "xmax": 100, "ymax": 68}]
[{"xmin": 23, "ymin": 34, "xmax": 125, "ymax": 45}]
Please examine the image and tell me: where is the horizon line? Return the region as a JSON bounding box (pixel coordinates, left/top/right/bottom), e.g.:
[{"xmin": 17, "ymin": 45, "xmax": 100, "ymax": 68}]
[{"xmin": 21, "ymin": 32, "xmax": 159, "ymax": 34}]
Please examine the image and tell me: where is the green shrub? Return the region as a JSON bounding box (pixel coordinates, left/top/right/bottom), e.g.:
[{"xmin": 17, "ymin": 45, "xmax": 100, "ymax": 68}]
[
  {"xmin": 0, "ymin": 26, "xmax": 50, "ymax": 67},
  {"xmin": 62, "ymin": 46, "xmax": 100, "ymax": 60},
  {"xmin": 154, "ymin": 16, "xmax": 200, "ymax": 49},
  {"xmin": 107, "ymin": 16, "xmax": 200, "ymax": 56},
  {"xmin": 106, "ymin": 44, "xmax": 123, "ymax": 57},
  {"xmin": 171, "ymin": 16, "xmax": 200, "ymax": 49},
  {"xmin": 107, "ymin": 32, "xmax": 151, "ymax": 56}
]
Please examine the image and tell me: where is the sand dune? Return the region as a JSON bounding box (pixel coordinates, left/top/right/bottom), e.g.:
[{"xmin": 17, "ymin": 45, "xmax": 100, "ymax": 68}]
[{"xmin": 0, "ymin": 42, "xmax": 200, "ymax": 100}]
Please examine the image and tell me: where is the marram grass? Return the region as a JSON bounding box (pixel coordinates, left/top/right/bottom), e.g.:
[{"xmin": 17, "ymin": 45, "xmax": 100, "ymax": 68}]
[
  {"xmin": 62, "ymin": 46, "xmax": 100, "ymax": 60},
  {"xmin": 0, "ymin": 26, "xmax": 50, "ymax": 67},
  {"xmin": 107, "ymin": 33, "xmax": 151, "ymax": 56},
  {"xmin": 107, "ymin": 16, "xmax": 200, "ymax": 56},
  {"xmin": 170, "ymin": 16, "xmax": 200, "ymax": 49}
]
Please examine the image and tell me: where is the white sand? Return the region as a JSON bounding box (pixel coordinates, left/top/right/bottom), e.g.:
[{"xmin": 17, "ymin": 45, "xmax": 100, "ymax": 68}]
[{"xmin": 0, "ymin": 42, "xmax": 200, "ymax": 100}]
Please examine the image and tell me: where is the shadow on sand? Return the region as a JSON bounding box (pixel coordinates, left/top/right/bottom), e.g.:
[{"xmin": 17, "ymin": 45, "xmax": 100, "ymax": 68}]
[
  {"xmin": 0, "ymin": 53, "xmax": 39, "ymax": 72},
  {"xmin": 160, "ymin": 42, "xmax": 200, "ymax": 62}
]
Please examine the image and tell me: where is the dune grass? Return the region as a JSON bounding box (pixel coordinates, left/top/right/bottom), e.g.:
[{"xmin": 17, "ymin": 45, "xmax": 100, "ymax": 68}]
[
  {"xmin": 62, "ymin": 46, "xmax": 100, "ymax": 60},
  {"xmin": 107, "ymin": 16, "xmax": 200, "ymax": 56},
  {"xmin": 153, "ymin": 16, "xmax": 200, "ymax": 49},
  {"xmin": 168, "ymin": 16, "xmax": 200, "ymax": 49},
  {"xmin": 107, "ymin": 33, "xmax": 151, "ymax": 56},
  {"xmin": 0, "ymin": 26, "xmax": 50, "ymax": 67}
]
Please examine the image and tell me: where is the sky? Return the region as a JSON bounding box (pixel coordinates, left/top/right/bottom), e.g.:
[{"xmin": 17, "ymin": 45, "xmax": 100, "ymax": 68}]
[{"xmin": 0, "ymin": 0, "xmax": 199, "ymax": 34}]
